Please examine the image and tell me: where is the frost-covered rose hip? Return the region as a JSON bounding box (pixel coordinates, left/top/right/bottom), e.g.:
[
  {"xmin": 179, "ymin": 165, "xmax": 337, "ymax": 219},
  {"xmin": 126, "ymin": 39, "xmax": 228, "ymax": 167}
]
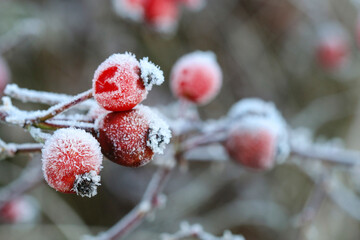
[
  {"xmin": 225, "ymin": 98, "xmax": 289, "ymax": 170},
  {"xmin": 42, "ymin": 128, "xmax": 103, "ymax": 197},
  {"xmin": 144, "ymin": 0, "xmax": 179, "ymax": 33},
  {"xmin": 97, "ymin": 105, "xmax": 171, "ymax": 167},
  {"xmin": 0, "ymin": 57, "xmax": 10, "ymax": 95},
  {"xmin": 93, "ymin": 52, "xmax": 164, "ymax": 111},
  {"xmin": 170, "ymin": 51, "xmax": 222, "ymax": 105},
  {"xmin": 225, "ymin": 119, "xmax": 277, "ymax": 170}
]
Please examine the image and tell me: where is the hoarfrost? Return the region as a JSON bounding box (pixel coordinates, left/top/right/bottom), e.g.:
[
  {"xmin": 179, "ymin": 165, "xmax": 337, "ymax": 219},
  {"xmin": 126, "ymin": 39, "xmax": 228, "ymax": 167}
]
[{"xmin": 139, "ymin": 57, "xmax": 164, "ymax": 91}]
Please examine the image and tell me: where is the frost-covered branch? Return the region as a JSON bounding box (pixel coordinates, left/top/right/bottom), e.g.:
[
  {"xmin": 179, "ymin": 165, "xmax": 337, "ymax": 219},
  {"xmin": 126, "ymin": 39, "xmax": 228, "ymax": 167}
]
[
  {"xmin": 0, "ymin": 139, "xmax": 43, "ymax": 160},
  {"xmin": 161, "ymin": 222, "xmax": 245, "ymax": 240},
  {"xmin": 4, "ymin": 84, "xmax": 95, "ymax": 110},
  {"xmin": 86, "ymin": 165, "xmax": 173, "ymax": 240},
  {"xmin": 291, "ymin": 143, "xmax": 360, "ymax": 166}
]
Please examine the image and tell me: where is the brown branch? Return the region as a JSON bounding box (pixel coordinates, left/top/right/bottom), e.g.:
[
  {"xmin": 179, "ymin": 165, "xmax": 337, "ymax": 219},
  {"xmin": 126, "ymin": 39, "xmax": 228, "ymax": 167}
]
[{"xmin": 88, "ymin": 166, "xmax": 173, "ymax": 240}]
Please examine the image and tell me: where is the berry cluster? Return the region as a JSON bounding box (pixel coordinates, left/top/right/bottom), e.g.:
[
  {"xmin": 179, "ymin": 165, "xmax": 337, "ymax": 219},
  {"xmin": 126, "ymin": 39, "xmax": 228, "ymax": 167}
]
[
  {"xmin": 112, "ymin": 0, "xmax": 205, "ymax": 33},
  {"xmin": 41, "ymin": 52, "xmax": 171, "ymax": 197}
]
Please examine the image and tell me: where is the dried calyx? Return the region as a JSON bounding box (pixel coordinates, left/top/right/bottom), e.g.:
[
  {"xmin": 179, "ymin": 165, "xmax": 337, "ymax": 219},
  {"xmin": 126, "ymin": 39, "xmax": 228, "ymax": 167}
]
[{"xmin": 72, "ymin": 171, "xmax": 101, "ymax": 198}]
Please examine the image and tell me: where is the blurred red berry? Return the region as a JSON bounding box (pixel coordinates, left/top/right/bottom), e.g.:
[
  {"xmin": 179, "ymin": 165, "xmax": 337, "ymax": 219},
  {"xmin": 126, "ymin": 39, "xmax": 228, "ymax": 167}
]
[
  {"xmin": 93, "ymin": 53, "xmax": 164, "ymax": 111},
  {"xmin": 226, "ymin": 98, "xmax": 290, "ymax": 168},
  {"xmin": 0, "ymin": 57, "xmax": 10, "ymax": 95},
  {"xmin": 225, "ymin": 123, "xmax": 276, "ymax": 170},
  {"xmin": 144, "ymin": 0, "xmax": 179, "ymax": 33},
  {"xmin": 316, "ymin": 24, "xmax": 349, "ymax": 71},
  {"xmin": 170, "ymin": 51, "xmax": 222, "ymax": 105},
  {"xmin": 97, "ymin": 105, "xmax": 171, "ymax": 167},
  {"xmin": 42, "ymin": 128, "xmax": 103, "ymax": 197},
  {"xmin": 0, "ymin": 196, "xmax": 38, "ymax": 224}
]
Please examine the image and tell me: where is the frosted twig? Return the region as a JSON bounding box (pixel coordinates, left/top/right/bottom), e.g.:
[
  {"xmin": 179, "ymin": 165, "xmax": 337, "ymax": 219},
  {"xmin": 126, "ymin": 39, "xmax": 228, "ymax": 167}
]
[
  {"xmin": 0, "ymin": 139, "xmax": 43, "ymax": 160},
  {"xmin": 179, "ymin": 131, "xmax": 228, "ymax": 155},
  {"xmin": 86, "ymin": 166, "xmax": 173, "ymax": 240},
  {"xmin": 161, "ymin": 222, "xmax": 245, "ymax": 240},
  {"xmin": 293, "ymin": 176, "xmax": 327, "ymax": 240},
  {"xmin": 291, "ymin": 143, "xmax": 360, "ymax": 166},
  {"xmin": 25, "ymin": 89, "xmax": 93, "ymax": 125},
  {"xmin": 4, "ymin": 84, "xmax": 95, "ymax": 110},
  {"xmin": 0, "ymin": 156, "xmax": 43, "ymax": 210}
]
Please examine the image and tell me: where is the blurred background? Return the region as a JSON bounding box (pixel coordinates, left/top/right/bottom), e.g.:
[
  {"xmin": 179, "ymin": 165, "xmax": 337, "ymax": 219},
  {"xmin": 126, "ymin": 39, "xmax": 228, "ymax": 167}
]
[{"xmin": 1, "ymin": 0, "xmax": 360, "ymax": 239}]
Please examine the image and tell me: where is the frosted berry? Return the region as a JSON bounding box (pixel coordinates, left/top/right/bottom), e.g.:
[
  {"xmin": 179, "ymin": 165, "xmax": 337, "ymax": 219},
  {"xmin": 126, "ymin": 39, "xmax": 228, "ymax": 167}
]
[
  {"xmin": 93, "ymin": 53, "xmax": 164, "ymax": 111},
  {"xmin": 0, "ymin": 57, "xmax": 10, "ymax": 95},
  {"xmin": 97, "ymin": 105, "xmax": 171, "ymax": 167},
  {"xmin": 112, "ymin": 0, "xmax": 146, "ymax": 21},
  {"xmin": 316, "ymin": 24, "xmax": 349, "ymax": 71},
  {"xmin": 225, "ymin": 120, "xmax": 277, "ymax": 170},
  {"xmin": 42, "ymin": 128, "xmax": 103, "ymax": 197},
  {"xmin": 226, "ymin": 98, "xmax": 290, "ymax": 168},
  {"xmin": 0, "ymin": 196, "xmax": 38, "ymax": 224},
  {"xmin": 144, "ymin": 0, "xmax": 179, "ymax": 33},
  {"xmin": 170, "ymin": 51, "xmax": 222, "ymax": 105}
]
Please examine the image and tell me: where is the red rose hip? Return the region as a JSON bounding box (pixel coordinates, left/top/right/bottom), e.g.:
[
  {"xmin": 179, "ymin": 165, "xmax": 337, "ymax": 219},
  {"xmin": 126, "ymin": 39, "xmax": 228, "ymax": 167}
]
[
  {"xmin": 170, "ymin": 51, "xmax": 222, "ymax": 105},
  {"xmin": 144, "ymin": 0, "xmax": 179, "ymax": 33},
  {"xmin": 97, "ymin": 105, "xmax": 171, "ymax": 167},
  {"xmin": 225, "ymin": 121, "xmax": 277, "ymax": 170},
  {"xmin": 93, "ymin": 53, "xmax": 164, "ymax": 111},
  {"xmin": 42, "ymin": 128, "xmax": 103, "ymax": 197}
]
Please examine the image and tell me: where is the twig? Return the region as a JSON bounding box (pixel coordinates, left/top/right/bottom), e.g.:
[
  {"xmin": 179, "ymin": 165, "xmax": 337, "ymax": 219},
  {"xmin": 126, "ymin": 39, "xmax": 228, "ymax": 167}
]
[
  {"xmin": 0, "ymin": 140, "xmax": 43, "ymax": 160},
  {"xmin": 161, "ymin": 222, "xmax": 245, "ymax": 240},
  {"xmin": 293, "ymin": 175, "xmax": 327, "ymax": 240},
  {"xmin": 87, "ymin": 166, "xmax": 173, "ymax": 240},
  {"xmin": 0, "ymin": 156, "xmax": 43, "ymax": 210},
  {"xmin": 291, "ymin": 144, "xmax": 360, "ymax": 167},
  {"xmin": 25, "ymin": 89, "xmax": 93, "ymax": 125},
  {"xmin": 4, "ymin": 84, "xmax": 95, "ymax": 110}
]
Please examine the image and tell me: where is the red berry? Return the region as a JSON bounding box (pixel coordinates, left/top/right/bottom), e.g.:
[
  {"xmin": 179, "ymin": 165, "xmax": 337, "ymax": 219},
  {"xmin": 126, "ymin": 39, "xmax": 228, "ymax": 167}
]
[
  {"xmin": 0, "ymin": 57, "xmax": 10, "ymax": 95},
  {"xmin": 144, "ymin": 0, "xmax": 179, "ymax": 33},
  {"xmin": 93, "ymin": 53, "xmax": 164, "ymax": 111},
  {"xmin": 42, "ymin": 128, "xmax": 103, "ymax": 197},
  {"xmin": 0, "ymin": 196, "xmax": 38, "ymax": 224},
  {"xmin": 170, "ymin": 51, "xmax": 222, "ymax": 105},
  {"xmin": 112, "ymin": 0, "xmax": 146, "ymax": 21},
  {"xmin": 316, "ymin": 24, "xmax": 349, "ymax": 71},
  {"xmin": 97, "ymin": 105, "xmax": 171, "ymax": 167},
  {"xmin": 225, "ymin": 122, "xmax": 276, "ymax": 170},
  {"xmin": 226, "ymin": 98, "xmax": 290, "ymax": 169}
]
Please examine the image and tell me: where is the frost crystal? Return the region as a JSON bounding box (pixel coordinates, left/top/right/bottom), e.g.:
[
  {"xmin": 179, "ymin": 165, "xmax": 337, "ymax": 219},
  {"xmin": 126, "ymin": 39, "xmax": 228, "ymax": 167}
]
[
  {"xmin": 138, "ymin": 105, "xmax": 171, "ymax": 154},
  {"xmin": 73, "ymin": 170, "xmax": 101, "ymax": 198},
  {"xmin": 139, "ymin": 57, "xmax": 164, "ymax": 91}
]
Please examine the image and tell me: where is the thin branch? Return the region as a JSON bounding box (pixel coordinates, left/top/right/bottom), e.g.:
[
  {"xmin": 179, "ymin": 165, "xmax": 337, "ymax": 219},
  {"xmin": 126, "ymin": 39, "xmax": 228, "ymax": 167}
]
[
  {"xmin": 4, "ymin": 84, "xmax": 95, "ymax": 110},
  {"xmin": 291, "ymin": 143, "xmax": 360, "ymax": 167},
  {"xmin": 25, "ymin": 89, "xmax": 93, "ymax": 125},
  {"xmin": 0, "ymin": 156, "xmax": 43, "ymax": 210},
  {"xmin": 87, "ymin": 166, "xmax": 173, "ymax": 240},
  {"xmin": 161, "ymin": 222, "xmax": 245, "ymax": 240},
  {"xmin": 0, "ymin": 141, "xmax": 43, "ymax": 160}
]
